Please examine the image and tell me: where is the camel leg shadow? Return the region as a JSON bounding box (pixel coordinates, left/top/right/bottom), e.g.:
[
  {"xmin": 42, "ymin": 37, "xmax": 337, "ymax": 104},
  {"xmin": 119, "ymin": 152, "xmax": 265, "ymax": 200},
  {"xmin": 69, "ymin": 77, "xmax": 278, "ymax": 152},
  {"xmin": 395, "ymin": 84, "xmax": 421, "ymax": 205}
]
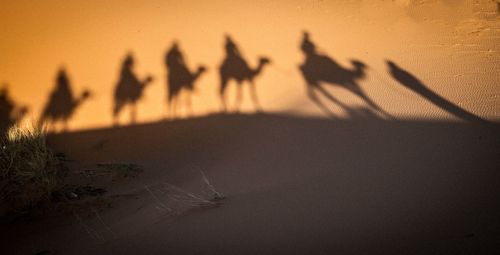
[
  {"xmin": 219, "ymin": 78, "xmax": 229, "ymax": 113},
  {"xmin": 249, "ymin": 81, "xmax": 262, "ymax": 112},
  {"xmin": 344, "ymin": 84, "xmax": 394, "ymax": 120},
  {"xmin": 307, "ymin": 85, "xmax": 337, "ymax": 118},
  {"xmin": 234, "ymin": 84, "xmax": 243, "ymax": 113}
]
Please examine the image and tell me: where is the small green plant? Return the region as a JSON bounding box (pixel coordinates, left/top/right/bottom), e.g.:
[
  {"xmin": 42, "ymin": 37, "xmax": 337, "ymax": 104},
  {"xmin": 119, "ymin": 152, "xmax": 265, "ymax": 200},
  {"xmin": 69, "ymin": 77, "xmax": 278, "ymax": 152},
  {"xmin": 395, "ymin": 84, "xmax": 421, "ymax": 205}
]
[{"xmin": 0, "ymin": 123, "xmax": 64, "ymax": 213}]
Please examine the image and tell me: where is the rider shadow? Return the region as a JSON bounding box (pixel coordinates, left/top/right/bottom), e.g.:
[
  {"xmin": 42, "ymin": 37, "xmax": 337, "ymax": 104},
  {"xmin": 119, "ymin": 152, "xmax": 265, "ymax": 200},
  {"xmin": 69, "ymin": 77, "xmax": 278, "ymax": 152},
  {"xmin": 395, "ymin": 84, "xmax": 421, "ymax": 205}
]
[
  {"xmin": 298, "ymin": 31, "xmax": 392, "ymax": 119},
  {"xmin": 113, "ymin": 53, "xmax": 154, "ymax": 126},
  {"xmin": 219, "ymin": 35, "xmax": 271, "ymax": 112},
  {"xmin": 0, "ymin": 84, "xmax": 28, "ymax": 135},
  {"xmin": 39, "ymin": 68, "xmax": 91, "ymax": 132},
  {"xmin": 386, "ymin": 60, "xmax": 490, "ymax": 124},
  {"xmin": 165, "ymin": 42, "xmax": 206, "ymax": 118}
]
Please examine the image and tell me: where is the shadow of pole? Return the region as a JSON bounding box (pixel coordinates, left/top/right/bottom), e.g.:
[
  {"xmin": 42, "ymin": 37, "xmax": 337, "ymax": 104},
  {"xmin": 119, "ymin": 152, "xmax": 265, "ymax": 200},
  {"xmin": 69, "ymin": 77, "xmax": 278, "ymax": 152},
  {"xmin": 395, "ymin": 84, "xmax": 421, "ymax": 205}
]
[{"xmin": 386, "ymin": 60, "xmax": 491, "ymax": 124}]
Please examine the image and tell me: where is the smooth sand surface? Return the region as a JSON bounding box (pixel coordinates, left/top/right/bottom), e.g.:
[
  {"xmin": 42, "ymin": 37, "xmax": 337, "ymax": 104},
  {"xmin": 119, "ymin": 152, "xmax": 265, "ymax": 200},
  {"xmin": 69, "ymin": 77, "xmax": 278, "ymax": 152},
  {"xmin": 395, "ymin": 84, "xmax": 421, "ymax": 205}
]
[{"xmin": 2, "ymin": 114, "xmax": 499, "ymax": 254}]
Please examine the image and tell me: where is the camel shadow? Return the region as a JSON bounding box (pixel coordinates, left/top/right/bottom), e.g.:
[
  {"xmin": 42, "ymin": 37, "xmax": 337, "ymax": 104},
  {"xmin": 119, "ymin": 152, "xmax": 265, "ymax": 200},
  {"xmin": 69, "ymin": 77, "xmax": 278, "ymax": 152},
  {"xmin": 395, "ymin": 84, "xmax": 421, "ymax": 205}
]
[
  {"xmin": 0, "ymin": 84, "xmax": 28, "ymax": 135},
  {"xmin": 219, "ymin": 35, "xmax": 271, "ymax": 112},
  {"xmin": 165, "ymin": 42, "xmax": 207, "ymax": 118},
  {"xmin": 113, "ymin": 53, "xmax": 154, "ymax": 125},
  {"xmin": 39, "ymin": 68, "xmax": 91, "ymax": 132},
  {"xmin": 298, "ymin": 31, "xmax": 392, "ymax": 119},
  {"xmin": 386, "ymin": 60, "xmax": 490, "ymax": 124}
]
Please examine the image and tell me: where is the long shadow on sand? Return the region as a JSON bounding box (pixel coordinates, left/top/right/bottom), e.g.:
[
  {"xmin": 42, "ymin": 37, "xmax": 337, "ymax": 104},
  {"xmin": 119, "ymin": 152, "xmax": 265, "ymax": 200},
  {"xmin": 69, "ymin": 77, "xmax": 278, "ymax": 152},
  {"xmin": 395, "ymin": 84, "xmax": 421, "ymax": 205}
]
[{"xmin": 386, "ymin": 60, "xmax": 490, "ymax": 124}]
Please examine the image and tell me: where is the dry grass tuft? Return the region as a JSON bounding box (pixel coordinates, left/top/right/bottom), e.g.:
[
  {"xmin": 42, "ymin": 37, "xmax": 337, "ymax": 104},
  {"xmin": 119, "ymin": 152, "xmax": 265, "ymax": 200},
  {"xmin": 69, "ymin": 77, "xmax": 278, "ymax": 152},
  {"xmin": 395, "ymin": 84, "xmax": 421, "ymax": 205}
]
[{"xmin": 0, "ymin": 123, "xmax": 65, "ymax": 214}]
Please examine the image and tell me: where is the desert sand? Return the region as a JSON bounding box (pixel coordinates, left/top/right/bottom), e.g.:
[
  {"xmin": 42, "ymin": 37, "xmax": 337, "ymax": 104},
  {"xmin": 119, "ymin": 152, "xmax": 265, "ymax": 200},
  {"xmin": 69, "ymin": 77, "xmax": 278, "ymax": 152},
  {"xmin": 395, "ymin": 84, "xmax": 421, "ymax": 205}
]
[{"xmin": 1, "ymin": 0, "xmax": 499, "ymax": 254}]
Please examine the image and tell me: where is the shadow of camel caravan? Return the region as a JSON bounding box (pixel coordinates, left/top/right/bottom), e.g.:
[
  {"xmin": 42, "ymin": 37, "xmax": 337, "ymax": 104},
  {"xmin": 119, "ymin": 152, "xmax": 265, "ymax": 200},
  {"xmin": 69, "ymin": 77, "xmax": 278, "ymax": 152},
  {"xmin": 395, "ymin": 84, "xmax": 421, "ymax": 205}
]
[
  {"xmin": 219, "ymin": 35, "xmax": 271, "ymax": 113},
  {"xmin": 113, "ymin": 53, "xmax": 154, "ymax": 126},
  {"xmin": 299, "ymin": 31, "xmax": 392, "ymax": 119},
  {"xmin": 39, "ymin": 68, "xmax": 91, "ymax": 132},
  {"xmin": 165, "ymin": 42, "xmax": 207, "ymax": 118},
  {"xmin": 0, "ymin": 84, "xmax": 28, "ymax": 136}
]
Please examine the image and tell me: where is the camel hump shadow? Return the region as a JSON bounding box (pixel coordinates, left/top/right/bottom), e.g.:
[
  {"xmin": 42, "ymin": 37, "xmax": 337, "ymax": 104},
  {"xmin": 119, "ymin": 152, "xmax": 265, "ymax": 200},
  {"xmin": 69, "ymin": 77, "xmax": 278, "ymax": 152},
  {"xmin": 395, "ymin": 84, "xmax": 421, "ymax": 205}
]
[
  {"xmin": 39, "ymin": 68, "xmax": 91, "ymax": 131},
  {"xmin": 219, "ymin": 35, "xmax": 271, "ymax": 112},
  {"xmin": 300, "ymin": 55, "xmax": 366, "ymax": 87},
  {"xmin": 113, "ymin": 53, "xmax": 153, "ymax": 125},
  {"xmin": 165, "ymin": 42, "xmax": 206, "ymax": 118},
  {"xmin": 0, "ymin": 84, "xmax": 29, "ymax": 135},
  {"xmin": 299, "ymin": 31, "xmax": 391, "ymax": 119}
]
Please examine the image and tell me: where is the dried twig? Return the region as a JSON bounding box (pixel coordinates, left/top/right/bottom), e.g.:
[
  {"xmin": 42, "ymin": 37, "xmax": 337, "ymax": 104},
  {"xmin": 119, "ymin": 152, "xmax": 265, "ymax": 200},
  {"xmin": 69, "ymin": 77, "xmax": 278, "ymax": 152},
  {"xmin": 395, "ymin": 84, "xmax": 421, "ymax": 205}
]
[
  {"xmin": 144, "ymin": 185, "xmax": 172, "ymax": 212},
  {"xmin": 200, "ymin": 170, "xmax": 225, "ymax": 200}
]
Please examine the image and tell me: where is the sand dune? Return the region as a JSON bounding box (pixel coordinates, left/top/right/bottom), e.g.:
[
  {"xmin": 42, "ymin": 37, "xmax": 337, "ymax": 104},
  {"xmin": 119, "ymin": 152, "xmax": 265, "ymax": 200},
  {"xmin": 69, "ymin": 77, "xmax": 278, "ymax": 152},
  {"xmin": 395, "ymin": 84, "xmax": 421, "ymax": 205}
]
[{"xmin": 2, "ymin": 114, "xmax": 499, "ymax": 254}]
